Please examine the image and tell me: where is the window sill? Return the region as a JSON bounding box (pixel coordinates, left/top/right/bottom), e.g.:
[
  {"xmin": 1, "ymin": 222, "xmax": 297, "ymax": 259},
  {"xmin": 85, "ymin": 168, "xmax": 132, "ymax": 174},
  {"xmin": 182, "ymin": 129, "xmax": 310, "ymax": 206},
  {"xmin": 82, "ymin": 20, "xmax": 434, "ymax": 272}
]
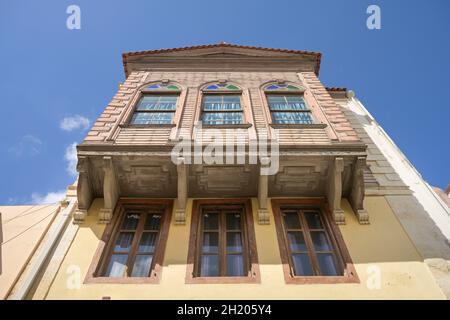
[
  {"xmin": 269, "ymin": 123, "xmax": 327, "ymax": 129},
  {"xmin": 198, "ymin": 123, "xmax": 253, "ymax": 129},
  {"xmin": 284, "ymin": 274, "xmax": 359, "ymax": 285},
  {"xmin": 119, "ymin": 123, "xmax": 176, "ymax": 128},
  {"xmin": 185, "ymin": 275, "xmax": 260, "ymax": 284},
  {"xmin": 84, "ymin": 275, "xmax": 161, "ymax": 284}
]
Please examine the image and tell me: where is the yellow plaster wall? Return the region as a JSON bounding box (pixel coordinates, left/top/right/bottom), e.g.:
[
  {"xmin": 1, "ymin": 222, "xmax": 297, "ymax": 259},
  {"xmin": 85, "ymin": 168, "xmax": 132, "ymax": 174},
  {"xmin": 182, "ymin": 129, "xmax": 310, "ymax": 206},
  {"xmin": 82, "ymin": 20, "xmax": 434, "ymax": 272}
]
[{"xmin": 42, "ymin": 196, "xmax": 445, "ymax": 300}]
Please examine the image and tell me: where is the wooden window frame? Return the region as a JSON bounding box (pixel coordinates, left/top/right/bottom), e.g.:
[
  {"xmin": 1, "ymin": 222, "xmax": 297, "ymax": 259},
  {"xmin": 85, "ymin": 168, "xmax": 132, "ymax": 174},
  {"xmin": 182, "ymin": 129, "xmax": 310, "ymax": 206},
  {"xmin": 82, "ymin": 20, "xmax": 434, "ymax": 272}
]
[
  {"xmin": 116, "ymin": 81, "xmax": 188, "ymax": 131},
  {"xmin": 271, "ymin": 199, "xmax": 359, "ymax": 284},
  {"xmin": 185, "ymin": 199, "xmax": 260, "ymax": 284},
  {"xmin": 200, "ymin": 92, "xmax": 249, "ymax": 127},
  {"xmin": 85, "ymin": 199, "xmax": 173, "ymax": 284},
  {"xmin": 260, "ymin": 82, "xmax": 329, "ymax": 130},
  {"xmin": 265, "ymin": 92, "xmax": 326, "ymax": 129},
  {"xmin": 126, "ymin": 92, "xmax": 180, "ymax": 127},
  {"xmin": 193, "ymin": 82, "xmax": 254, "ymax": 129}
]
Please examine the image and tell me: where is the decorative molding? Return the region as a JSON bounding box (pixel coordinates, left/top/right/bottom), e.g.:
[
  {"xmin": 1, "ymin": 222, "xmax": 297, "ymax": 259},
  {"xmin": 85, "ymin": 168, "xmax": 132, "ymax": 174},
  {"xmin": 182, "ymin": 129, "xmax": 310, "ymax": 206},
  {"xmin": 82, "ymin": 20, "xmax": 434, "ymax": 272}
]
[
  {"xmin": 74, "ymin": 156, "xmax": 93, "ymax": 224},
  {"xmin": 326, "ymin": 157, "xmax": 345, "ymax": 224},
  {"xmin": 118, "ymin": 163, "xmax": 172, "ymax": 196},
  {"xmin": 99, "ymin": 156, "xmax": 120, "ymax": 224},
  {"xmin": 269, "ymin": 123, "xmax": 327, "ymax": 129},
  {"xmin": 273, "ymin": 165, "xmax": 326, "ymax": 195},
  {"xmin": 350, "ymin": 156, "xmax": 369, "ymax": 224},
  {"xmin": 195, "ymin": 165, "xmax": 252, "ymax": 194},
  {"xmin": 257, "ymin": 157, "xmax": 270, "ymax": 224},
  {"xmin": 175, "ymin": 157, "xmax": 188, "ymax": 225}
]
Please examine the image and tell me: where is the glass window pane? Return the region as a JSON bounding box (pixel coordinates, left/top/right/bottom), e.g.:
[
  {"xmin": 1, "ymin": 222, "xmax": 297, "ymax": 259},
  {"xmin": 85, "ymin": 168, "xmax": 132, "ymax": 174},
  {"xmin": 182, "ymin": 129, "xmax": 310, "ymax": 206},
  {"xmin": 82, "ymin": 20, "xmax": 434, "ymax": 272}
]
[
  {"xmin": 287, "ymin": 232, "xmax": 307, "ymax": 252},
  {"xmin": 226, "ymin": 232, "xmax": 243, "ymax": 253},
  {"xmin": 203, "ymin": 95, "xmax": 241, "ymax": 111},
  {"xmin": 200, "ymin": 255, "xmax": 219, "ymax": 276},
  {"xmin": 105, "ymin": 254, "xmax": 128, "ymax": 277},
  {"xmin": 136, "ymin": 95, "xmax": 159, "ymax": 110},
  {"xmin": 144, "ymin": 214, "xmax": 161, "ymax": 230},
  {"xmin": 292, "ymin": 253, "xmax": 314, "ymax": 276},
  {"xmin": 305, "ymin": 212, "xmax": 323, "ymax": 229},
  {"xmin": 113, "ymin": 232, "xmax": 134, "ymax": 252},
  {"xmin": 159, "ymin": 95, "xmax": 178, "ymax": 102},
  {"xmin": 311, "ymin": 231, "xmax": 332, "ymax": 251},
  {"xmin": 203, "ymin": 212, "xmax": 219, "ymax": 230},
  {"xmin": 138, "ymin": 233, "xmax": 157, "ymax": 253},
  {"xmin": 271, "ymin": 112, "xmax": 313, "ymax": 124},
  {"xmin": 202, "ymin": 232, "xmax": 219, "ymax": 253},
  {"xmin": 201, "ymin": 112, "xmax": 243, "ymax": 125},
  {"xmin": 121, "ymin": 213, "xmax": 140, "ymax": 230},
  {"xmin": 267, "ymin": 95, "xmax": 285, "ymax": 105},
  {"xmin": 268, "ymin": 95, "xmax": 307, "ymax": 111},
  {"xmin": 285, "ymin": 96, "xmax": 307, "ymax": 110},
  {"xmin": 131, "ymin": 112, "xmax": 174, "ymax": 125},
  {"xmin": 265, "ymin": 84, "xmax": 280, "ymax": 90},
  {"xmin": 283, "ymin": 212, "xmax": 301, "ymax": 229},
  {"xmin": 223, "ymin": 95, "xmax": 241, "ymax": 103},
  {"xmin": 136, "ymin": 95, "xmax": 177, "ymax": 110},
  {"xmin": 203, "ymin": 95, "xmax": 223, "ymax": 103},
  {"xmin": 131, "ymin": 255, "xmax": 153, "ymax": 277},
  {"xmin": 226, "ymin": 212, "xmax": 241, "ymax": 230},
  {"xmin": 226, "ymin": 255, "xmax": 245, "ymax": 276},
  {"xmin": 317, "ymin": 253, "xmax": 339, "ymax": 276}
]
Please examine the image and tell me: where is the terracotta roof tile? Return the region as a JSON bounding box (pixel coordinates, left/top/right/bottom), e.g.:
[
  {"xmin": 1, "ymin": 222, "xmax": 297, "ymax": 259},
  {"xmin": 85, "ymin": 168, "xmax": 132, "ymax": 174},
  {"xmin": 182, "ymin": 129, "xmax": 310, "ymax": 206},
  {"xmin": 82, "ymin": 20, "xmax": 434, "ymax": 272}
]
[{"xmin": 325, "ymin": 87, "xmax": 347, "ymax": 92}]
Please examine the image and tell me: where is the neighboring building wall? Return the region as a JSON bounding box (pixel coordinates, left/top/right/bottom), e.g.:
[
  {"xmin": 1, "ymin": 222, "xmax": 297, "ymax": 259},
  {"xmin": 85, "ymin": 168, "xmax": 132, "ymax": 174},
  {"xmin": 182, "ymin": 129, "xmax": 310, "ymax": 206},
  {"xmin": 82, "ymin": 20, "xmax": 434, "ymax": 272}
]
[
  {"xmin": 35, "ymin": 197, "xmax": 444, "ymax": 300},
  {"xmin": 333, "ymin": 93, "xmax": 450, "ymax": 298},
  {"xmin": 0, "ymin": 205, "xmax": 59, "ymax": 299}
]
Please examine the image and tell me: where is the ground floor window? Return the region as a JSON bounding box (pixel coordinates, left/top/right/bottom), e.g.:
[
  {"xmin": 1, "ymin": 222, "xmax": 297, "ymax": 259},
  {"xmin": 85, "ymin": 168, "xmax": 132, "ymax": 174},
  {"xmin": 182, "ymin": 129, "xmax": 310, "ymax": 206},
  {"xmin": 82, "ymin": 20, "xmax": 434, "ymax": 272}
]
[
  {"xmin": 86, "ymin": 199, "xmax": 172, "ymax": 284},
  {"xmin": 271, "ymin": 199, "xmax": 358, "ymax": 284},
  {"xmin": 186, "ymin": 199, "xmax": 260, "ymax": 284}
]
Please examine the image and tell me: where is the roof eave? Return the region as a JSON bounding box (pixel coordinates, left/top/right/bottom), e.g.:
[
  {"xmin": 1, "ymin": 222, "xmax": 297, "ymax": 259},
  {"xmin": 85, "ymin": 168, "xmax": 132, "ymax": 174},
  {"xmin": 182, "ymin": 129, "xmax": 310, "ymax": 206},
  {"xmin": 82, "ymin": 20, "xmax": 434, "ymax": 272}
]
[{"xmin": 122, "ymin": 43, "xmax": 322, "ymax": 77}]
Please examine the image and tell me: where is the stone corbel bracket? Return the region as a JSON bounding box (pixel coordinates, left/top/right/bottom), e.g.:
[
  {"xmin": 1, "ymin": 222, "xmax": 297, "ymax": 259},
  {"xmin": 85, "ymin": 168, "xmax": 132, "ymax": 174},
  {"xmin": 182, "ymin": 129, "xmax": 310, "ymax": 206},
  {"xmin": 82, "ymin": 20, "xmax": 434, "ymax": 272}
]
[
  {"xmin": 350, "ymin": 156, "xmax": 369, "ymax": 224},
  {"xmin": 175, "ymin": 157, "xmax": 188, "ymax": 225},
  {"xmin": 74, "ymin": 156, "xmax": 93, "ymax": 224},
  {"xmin": 326, "ymin": 157, "xmax": 345, "ymax": 224},
  {"xmin": 257, "ymin": 157, "xmax": 270, "ymax": 225},
  {"xmin": 99, "ymin": 156, "xmax": 120, "ymax": 224}
]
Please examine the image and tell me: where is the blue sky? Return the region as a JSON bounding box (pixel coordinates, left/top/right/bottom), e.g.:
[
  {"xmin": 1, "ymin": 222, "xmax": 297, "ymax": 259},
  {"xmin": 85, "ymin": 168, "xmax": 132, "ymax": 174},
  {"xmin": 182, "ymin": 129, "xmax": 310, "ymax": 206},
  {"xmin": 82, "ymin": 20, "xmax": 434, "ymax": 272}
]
[{"xmin": 0, "ymin": 0, "xmax": 449, "ymax": 204}]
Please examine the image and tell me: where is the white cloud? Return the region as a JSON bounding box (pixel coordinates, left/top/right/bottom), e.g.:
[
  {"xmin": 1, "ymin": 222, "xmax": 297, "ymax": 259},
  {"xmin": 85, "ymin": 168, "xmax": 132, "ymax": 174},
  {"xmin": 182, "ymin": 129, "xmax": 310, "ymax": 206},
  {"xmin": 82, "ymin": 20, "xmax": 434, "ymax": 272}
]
[
  {"xmin": 60, "ymin": 115, "xmax": 90, "ymax": 132},
  {"xmin": 31, "ymin": 190, "xmax": 66, "ymax": 204},
  {"xmin": 29, "ymin": 142, "xmax": 78, "ymax": 205},
  {"xmin": 8, "ymin": 134, "xmax": 42, "ymax": 157},
  {"xmin": 65, "ymin": 142, "xmax": 78, "ymax": 176}
]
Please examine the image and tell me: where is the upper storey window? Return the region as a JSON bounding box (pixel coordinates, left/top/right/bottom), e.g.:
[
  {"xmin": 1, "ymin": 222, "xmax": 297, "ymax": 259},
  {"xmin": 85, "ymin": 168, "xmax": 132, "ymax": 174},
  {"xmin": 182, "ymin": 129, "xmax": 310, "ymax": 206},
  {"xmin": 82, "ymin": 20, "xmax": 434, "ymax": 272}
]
[
  {"xmin": 264, "ymin": 83, "xmax": 313, "ymax": 125},
  {"xmin": 130, "ymin": 83, "xmax": 181, "ymax": 125},
  {"xmin": 201, "ymin": 82, "xmax": 244, "ymax": 125}
]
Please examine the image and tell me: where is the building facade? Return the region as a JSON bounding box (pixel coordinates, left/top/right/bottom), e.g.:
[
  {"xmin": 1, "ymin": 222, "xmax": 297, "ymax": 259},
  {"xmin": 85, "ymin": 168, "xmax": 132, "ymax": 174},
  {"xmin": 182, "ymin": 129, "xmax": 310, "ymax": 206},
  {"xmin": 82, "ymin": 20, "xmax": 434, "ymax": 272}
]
[{"xmin": 5, "ymin": 43, "xmax": 450, "ymax": 299}]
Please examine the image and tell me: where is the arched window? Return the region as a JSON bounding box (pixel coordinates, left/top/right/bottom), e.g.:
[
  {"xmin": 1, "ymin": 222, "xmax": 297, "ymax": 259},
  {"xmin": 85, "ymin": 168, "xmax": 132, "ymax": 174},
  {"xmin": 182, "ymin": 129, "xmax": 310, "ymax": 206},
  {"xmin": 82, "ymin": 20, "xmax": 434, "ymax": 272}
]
[
  {"xmin": 129, "ymin": 82, "xmax": 181, "ymax": 125},
  {"xmin": 263, "ymin": 82, "xmax": 314, "ymax": 125},
  {"xmin": 264, "ymin": 83, "xmax": 302, "ymax": 91},
  {"xmin": 200, "ymin": 82, "xmax": 244, "ymax": 125}
]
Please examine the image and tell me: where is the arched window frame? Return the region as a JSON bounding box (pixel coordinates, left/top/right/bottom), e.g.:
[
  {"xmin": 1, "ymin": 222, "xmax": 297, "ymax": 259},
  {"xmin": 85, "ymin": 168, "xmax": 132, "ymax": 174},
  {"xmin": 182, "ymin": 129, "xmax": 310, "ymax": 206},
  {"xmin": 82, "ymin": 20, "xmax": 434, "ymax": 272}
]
[
  {"xmin": 194, "ymin": 81, "xmax": 253, "ymax": 128},
  {"xmin": 121, "ymin": 81, "xmax": 187, "ymax": 128},
  {"xmin": 260, "ymin": 81, "xmax": 328, "ymax": 129}
]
